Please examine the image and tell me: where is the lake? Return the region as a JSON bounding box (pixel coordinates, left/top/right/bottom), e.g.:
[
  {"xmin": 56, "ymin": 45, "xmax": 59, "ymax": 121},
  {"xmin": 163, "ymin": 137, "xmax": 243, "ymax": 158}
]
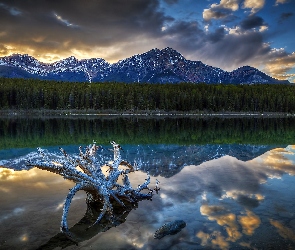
[{"xmin": 1, "ymin": 116, "xmax": 295, "ymax": 249}]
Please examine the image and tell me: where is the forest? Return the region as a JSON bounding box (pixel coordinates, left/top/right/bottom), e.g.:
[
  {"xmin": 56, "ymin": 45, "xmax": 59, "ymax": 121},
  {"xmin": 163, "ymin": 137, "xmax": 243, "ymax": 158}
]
[{"xmin": 0, "ymin": 77, "xmax": 295, "ymax": 113}]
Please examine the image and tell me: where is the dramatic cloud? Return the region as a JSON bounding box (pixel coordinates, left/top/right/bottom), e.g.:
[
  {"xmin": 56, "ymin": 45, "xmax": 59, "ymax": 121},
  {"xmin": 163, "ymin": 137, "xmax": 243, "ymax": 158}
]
[
  {"xmin": 0, "ymin": 0, "xmax": 171, "ymax": 62},
  {"xmin": 238, "ymin": 210, "xmax": 261, "ymax": 236},
  {"xmin": 203, "ymin": 8, "xmax": 231, "ymax": 22},
  {"xmin": 162, "ymin": 21, "xmax": 205, "ymax": 50},
  {"xmin": 188, "ymin": 29, "xmax": 270, "ymax": 70},
  {"xmin": 240, "ymin": 15, "xmax": 266, "ymax": 30},
  {"xmin": 212, "ymin": 0, "xmax": 240, "ymax": 11},
  {"xmin": 243, "ymin": 0, "xmax": 265, "ymax": 14},
  {"xmin": 203, "ymin": 0, "xmax": 240, "ymax": 22},
  {"xmin": 0, "ymin": 0, "xmax": 294, "ymax": 82},
  {"xmin": 264, "ymin": 52, "xmax": 295, "ymax": 81}
]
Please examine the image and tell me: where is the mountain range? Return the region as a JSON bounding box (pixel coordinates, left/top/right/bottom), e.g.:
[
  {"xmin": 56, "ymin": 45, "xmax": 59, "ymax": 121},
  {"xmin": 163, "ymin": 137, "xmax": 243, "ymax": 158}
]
[{"xmin": 0, "ymin": 47, "xmax": 289, "ymax": 84}]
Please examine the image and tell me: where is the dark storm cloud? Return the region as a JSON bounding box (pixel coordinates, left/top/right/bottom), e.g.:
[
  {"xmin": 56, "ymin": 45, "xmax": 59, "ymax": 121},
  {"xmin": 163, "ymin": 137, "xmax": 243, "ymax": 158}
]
[
  {"xmin": 160, "ymin": 18, "xmax": 271, "ymax": 71},
  {"xmin": 162, "ymin": 20, "xmax": 205, "ymax": 50},
  {"xmin": 207, "ymin": 27, "xmax": 226, "ymax": 43},
  {"xmin": 240, "ymin": 15, "xmax": 265, "ymax": 30},
  {"xmin": 198, "ymin": 30, "xmax": 272, "ymax": 70},
  {"xmin": 164, "ymin": 20, "xmax": 204, "ymax": 38},
  {"xmin": 0, "ymin": 0, "xmax": 171, "ymax": 56},
  {"xmin": 161, "ymin": 18, "xmax": 271, "ymax": 70}
]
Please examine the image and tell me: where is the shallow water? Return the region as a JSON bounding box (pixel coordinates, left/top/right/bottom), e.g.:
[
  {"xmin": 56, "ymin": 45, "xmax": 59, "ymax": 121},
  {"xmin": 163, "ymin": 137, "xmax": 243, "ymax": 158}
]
[{"xmin": 0, "ymin": 117, "xmax": 295, "ymax": 249}]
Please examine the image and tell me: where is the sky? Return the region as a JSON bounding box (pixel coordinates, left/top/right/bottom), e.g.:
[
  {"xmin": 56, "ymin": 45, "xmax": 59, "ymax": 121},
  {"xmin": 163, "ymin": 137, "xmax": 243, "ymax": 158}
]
[{"xmin": 0, "ymin": 0, "xmax": 294, "ymax": 82}]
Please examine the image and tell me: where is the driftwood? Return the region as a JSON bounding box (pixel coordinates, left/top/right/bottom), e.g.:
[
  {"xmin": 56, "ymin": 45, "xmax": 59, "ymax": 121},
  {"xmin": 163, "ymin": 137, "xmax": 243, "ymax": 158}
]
[{"xmin": 27, "ymin": 141, "xmax": 158, "ymax": 240}]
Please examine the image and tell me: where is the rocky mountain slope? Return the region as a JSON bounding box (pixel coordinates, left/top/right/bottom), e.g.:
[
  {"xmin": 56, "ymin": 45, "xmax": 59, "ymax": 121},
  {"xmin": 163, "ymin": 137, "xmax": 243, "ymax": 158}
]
[{"xmin": 0, "ymin": 47, "xmax": 289, "ymax": 84}]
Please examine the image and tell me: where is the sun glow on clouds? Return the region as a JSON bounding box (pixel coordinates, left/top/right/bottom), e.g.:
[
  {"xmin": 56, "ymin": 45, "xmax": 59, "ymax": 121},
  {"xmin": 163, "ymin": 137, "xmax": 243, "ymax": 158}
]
[
  {"xmin": 1, "ymin": 45, "xmax": 119, "ymax": 64},
  {"xmin": 203, "ymin": 0, "xmax": 266, "ymax": 21},
  {"xmin": 0, "ymin": 44, "xmax": 82, "ymax": 63},
  {"xmin": 0, "ymin": 0, "xmax": 294, "ymax": 81},
  {"xmin": 259, "ymin": 25, "xmax": 268, "ymax": 32},
  {"xmin": 197, "ymin": 230, "xmax": 229, "ymax": 250},
  {"xmin": 203, "ymin": 0, "xmax": 240, "ymax": 21},
  {"xmin": 0, "ymin": 167, "xmax": 38, "ymax": 181},
  {"xmin": 211, "ymin": 0, "xmax": 239, "ymax": 11},
  {"xmin": 264, "ymin": 52, "xmax": 295, "ymax": 82},
  {"xmin": 0, "ymin": 167, "xmax": 70, "ymax": 192},
  {"xmin": 193, "ymin": 145, "xmax": 295, "ymax": 248},
  {"xmin": 250, "ymin": 146, "xmax": 295, "ymax": 178},
  {"xmin": 200, "ymin": 205, "xmax": 242, "ymax": 242},
  {"xmin": 20, "ymin": 234, "xmax": 28, "ymax": 242},
  {"xmin": 239, "ymin": 210, "xmax": 261, "ymax": 236},
  {"xmin": 199, "ymin": 204, "xmax": 261, "ymax": 247},
  {"xmin": 0, "ymin": 168, "xmax": 52, "ymax": 190},
  {"xmin": 221, "ymin": 190, "xmax": 265, "ymax": 202},
  {"xmin": 243, "ymin": 0, "xmax": 265, "ymax": 14}
]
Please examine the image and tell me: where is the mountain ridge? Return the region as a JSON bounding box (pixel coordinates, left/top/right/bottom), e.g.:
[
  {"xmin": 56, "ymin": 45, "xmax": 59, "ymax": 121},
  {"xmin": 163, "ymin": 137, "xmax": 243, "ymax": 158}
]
[{"xmin": 0, "ymin": 47, "xmax": 289, "ymax": 84}]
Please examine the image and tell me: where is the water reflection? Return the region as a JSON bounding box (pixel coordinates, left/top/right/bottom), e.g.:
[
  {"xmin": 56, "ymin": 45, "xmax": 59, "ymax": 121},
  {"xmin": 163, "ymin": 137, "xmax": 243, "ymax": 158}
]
[
  {"xmin": 37, "ymin": 198, "xmax": 141, "ymax": 249},
  {"xmin": 1, "ymin": 144, "xmax": 295, "ymax": 249},
  {"xmin": 0, "ymin": 144, "xmax": 284, "ymax": 177},
  {"xmin": 1, "ymin": 117, "xmax": 295, "ymax": 151}
]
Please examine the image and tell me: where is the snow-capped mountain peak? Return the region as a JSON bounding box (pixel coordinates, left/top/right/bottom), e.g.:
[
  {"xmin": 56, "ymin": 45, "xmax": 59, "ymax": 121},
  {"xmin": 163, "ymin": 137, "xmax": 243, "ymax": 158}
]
[{"xmin": 0, "ymin": 48, "xmax": 289, "ymax": 84}]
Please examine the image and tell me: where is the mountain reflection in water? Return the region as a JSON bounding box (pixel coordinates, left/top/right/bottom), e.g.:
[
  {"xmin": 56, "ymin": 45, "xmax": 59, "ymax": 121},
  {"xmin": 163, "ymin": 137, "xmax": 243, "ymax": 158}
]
[
  {"xmin": 1, "ymin": 144, "xmax": 295, "ymax": 249},
  {"xmin": 0, "ymin": 144, "xmax": 280, "ymax": 177}
]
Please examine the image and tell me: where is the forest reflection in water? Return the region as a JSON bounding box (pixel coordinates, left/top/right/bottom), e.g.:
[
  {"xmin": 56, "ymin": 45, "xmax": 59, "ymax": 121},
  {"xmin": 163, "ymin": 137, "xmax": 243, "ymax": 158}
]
[
  {"xmin": 0, "ymin": 116, "xmax": 295, "ymax": 151},
  {"xmin": 0, "ymin": 144, "xmax": 295, "ymax": 249}
]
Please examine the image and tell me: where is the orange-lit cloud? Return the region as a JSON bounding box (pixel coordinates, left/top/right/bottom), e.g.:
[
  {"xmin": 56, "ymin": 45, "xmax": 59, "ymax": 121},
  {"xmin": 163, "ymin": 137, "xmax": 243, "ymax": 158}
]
[
  {"xmin": 238, "ymin": 210, "xmax": 261, "ymax": 235},
  {"xmin": 0, "ymin": 167, "xmax": 72, "ymax": 193},
  {"xmin": 243, "ymin": 0, "xmax": 265, "ymax": 14},
  {"xmin": 203, "ymin": 0, "xmax": 239, "ymax": 22},
  {"xmin": 0, "ymin": 167, "xmax": 15, "ymax": 180},
  {"xmin": 264, "ymin": 52, "xmax": 295, "ymax": 82},
  {"xmin": 199, "ymin": 204, "xmax": 262, "ymax": 248},
  {"xmin": 0, "ymin": 0, "xmax": 293, "ymax": 82},
  {"xmin": 252, "ymin": 147, "xmax": 295, "ymax": 176},
  {"xmin": 211, "ymin": 232, "xmax": 230, "ymax": 250},
  {"xmin": 197, "ymin": 230, "xmax": 230, "ymax": 250},
  {"xmin": 222, "ymin": 190, "xmax": 264, "ymax": 201},
  {"xmin": 270, "ymin": 220, "xmax": 295, "ymax": 242},
  {"xmin": 200, "ymin": 204, "xmax": 242, "ymax": 242}
]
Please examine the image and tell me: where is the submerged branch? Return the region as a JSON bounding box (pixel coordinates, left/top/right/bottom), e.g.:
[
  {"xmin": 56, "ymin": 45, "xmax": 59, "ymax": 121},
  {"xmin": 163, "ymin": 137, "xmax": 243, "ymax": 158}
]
[{"xmin": 26, "ymin": 141, "xmax": 159, "ymax": 240}]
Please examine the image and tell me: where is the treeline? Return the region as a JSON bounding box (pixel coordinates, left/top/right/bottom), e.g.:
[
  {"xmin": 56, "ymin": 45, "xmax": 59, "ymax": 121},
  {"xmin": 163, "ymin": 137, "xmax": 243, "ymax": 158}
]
[{"xmin": 0, "ymin": 77, "xmax": 295, "ymax": 112}]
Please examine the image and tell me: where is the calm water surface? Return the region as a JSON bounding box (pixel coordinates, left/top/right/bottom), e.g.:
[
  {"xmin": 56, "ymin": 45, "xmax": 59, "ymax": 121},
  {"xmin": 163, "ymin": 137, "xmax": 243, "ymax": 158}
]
[{"xmin": 0, "ymin": 117, "xmax": 295, "ymax": 249}]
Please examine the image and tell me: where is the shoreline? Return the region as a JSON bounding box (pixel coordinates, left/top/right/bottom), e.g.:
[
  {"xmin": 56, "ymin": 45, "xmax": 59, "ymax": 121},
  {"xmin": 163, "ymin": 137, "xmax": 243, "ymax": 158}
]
[{"xmin": 0, "ymin": 109, "xmax": 294, "ymax": 118}]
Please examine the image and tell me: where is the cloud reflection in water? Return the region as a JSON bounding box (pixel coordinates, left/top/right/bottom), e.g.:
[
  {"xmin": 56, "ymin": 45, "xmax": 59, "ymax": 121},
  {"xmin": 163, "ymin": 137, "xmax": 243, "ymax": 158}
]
[{"xmin": 0, "ymin": 145, "xmax": 295, "ymax": 249}]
